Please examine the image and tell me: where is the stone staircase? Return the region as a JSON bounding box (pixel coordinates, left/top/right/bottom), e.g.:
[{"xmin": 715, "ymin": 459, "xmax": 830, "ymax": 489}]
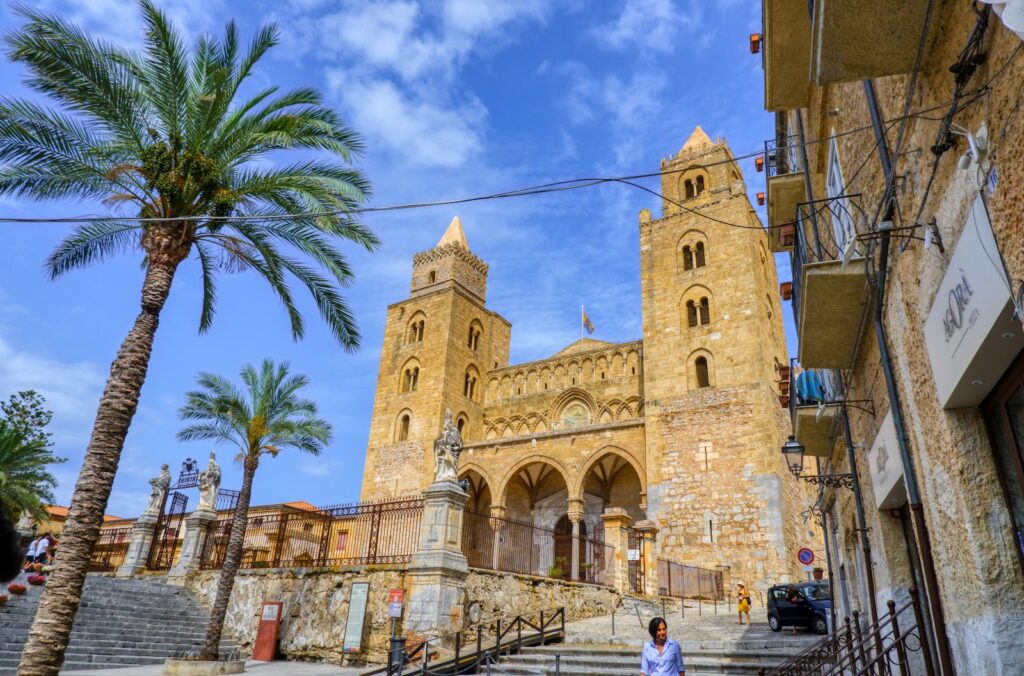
[{"xmin": 0, "ymin": 574, "xmax": 238, "ymax": 674}]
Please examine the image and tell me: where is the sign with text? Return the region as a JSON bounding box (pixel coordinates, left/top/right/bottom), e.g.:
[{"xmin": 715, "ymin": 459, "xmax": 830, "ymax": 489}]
[
  {"xmin": 868, "ymin": 411, "xmax": 906, "ymax": 509},
  {"xmin": 342, "ymin": 582, "xmax": 369, "ymax": 654},
  {"xmin": 924, "ymin": 195, "xmax": 1024, "ymax": 408}
]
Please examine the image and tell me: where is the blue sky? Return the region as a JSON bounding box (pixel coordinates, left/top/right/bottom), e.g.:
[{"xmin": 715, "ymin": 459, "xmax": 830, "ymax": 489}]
[{"xmin": 0, "ymin": 0, "xmax": 794, "ymax": 517}]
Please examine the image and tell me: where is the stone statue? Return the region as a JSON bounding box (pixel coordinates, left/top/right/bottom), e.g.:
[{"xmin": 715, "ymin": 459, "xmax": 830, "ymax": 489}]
[
  {"xmin": 144, "ymin": 464, "xmax": 171, "ymax": 516},
  {"xmin": 433, "ymin": 409, "xmax": 463, "ymax": 482},
  {"xmin": 197, "ymin": 451, "xmax": 221, "ymax": 511}
]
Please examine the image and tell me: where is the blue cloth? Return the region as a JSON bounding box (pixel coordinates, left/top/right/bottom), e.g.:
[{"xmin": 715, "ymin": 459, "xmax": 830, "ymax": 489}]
[
  {"xmin": 795, "ymin": 370, "xmax": 825, "ymax": 405},
  {"xmin": 640, "ymin": 639, "xmax": 685, "ymax": 675}
]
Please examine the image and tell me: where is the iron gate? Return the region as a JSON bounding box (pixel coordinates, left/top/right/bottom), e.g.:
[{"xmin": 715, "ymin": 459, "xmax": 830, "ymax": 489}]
[
  {"xmin": 627, "ymin": 529, "xmax": 645, "ymax": 594},
  {"xmin": 147, "ymin": 491, "xmax": 187, "ymax": 570}
]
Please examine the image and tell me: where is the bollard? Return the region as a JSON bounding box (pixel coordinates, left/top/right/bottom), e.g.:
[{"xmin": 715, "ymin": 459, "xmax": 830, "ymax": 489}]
[{"xmin": 388, "ymin": 635, "xmax": 406, "ymax": 676}]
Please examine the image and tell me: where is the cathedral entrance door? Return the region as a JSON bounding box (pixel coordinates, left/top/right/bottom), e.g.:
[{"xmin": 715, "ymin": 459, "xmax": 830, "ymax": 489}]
[{"xmin": 553, "ymin": 516, "xmax": 586, "ymax": 580}]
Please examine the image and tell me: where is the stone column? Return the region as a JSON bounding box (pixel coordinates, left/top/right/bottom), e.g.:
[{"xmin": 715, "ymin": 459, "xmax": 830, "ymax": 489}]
[
  {"xmin": 166, "ymin": 508, "xmax": 216, "ymax": 585},
  {"xmin": 602, "ymin": 508, "xmax": 632, "ymax": 594},
  {"xmin": 116, "ymin": 513, "xmax": 159, "ymax": 578},
  {"xmin": 567, "ymin": 498, "xmax": 585, "ymax": 581},
  {"xmin": 489, "ymin": 504, "xmax": 507, "ymax": 571},
  {"xmin": 634, "ymin": 520, "xmax": 659, "ymax": 597},
  {"xmin": 405, "ymin": 480, "xmax": 469, "ymax": 634}
]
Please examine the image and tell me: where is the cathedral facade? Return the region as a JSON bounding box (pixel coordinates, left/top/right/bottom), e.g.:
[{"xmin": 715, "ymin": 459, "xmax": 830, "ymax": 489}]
[{"xmin": 359, "ymin": 128, "xmax": 817, "ymax": 591}]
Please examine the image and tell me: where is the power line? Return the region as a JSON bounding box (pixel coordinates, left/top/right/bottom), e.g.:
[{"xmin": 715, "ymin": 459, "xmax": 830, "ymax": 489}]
[{"xmin": 0, "ymin": 78, "xmax": 1013, "ymax": 230}]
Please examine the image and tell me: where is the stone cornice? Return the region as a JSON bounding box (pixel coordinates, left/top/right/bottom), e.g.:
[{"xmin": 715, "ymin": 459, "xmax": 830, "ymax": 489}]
[{"xmin": 413, "ymin": 242, "xmax": 488, "ymax": 275}]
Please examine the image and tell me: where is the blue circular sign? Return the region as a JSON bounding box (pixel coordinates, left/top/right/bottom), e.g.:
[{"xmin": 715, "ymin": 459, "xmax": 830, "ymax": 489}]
[{"xmin": 798, "ymin": 548, "xmax": 815, "ymax": 565}]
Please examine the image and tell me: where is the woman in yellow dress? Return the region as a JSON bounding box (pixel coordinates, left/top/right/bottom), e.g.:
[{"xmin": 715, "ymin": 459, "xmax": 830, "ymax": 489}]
[{"xmin": 737, "ymin": 583, "xmax": 752, "ymax": 625}]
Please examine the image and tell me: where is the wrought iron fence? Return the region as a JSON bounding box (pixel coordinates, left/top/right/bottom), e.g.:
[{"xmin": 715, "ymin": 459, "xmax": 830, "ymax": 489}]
[
  {"xmin": 88, "ymin": 527, "xmax": 132, "ymax": 572},
  {"xmin": 199, "ymin": 496, "xmax": 424, "ymax": 571},
  {"xmin": 657, "ymin": 559, "xmax": 725, "ymax": 601},
  {"xmin": 462, "ymin": 511, "xmax": 613, "ymax": 586}
]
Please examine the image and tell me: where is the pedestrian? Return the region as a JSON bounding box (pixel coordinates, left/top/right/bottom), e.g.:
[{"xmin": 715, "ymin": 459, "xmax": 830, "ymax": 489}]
[
  {"xmin": 640, "ymin": 616, "xmax": 685, "ymax": 676},
  {"xmin": 737, "ymin": 583, "xmax": 752, "ymax": 625}
]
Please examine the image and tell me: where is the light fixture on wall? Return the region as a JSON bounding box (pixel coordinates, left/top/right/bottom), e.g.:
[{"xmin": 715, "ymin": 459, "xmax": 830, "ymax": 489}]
[{"xmin": 781, "ymin": 435, "xmax": 854, "ymax": 489}]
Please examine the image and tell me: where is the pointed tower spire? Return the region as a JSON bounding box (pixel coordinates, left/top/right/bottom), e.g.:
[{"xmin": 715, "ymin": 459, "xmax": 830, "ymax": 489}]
[
  {"xmin": 437, "ymin": 216, "xmax": 469, "ymax": 250},
  {"xmin": 680, "ymin": 125, "xmax": 713, "ymax": 154}
]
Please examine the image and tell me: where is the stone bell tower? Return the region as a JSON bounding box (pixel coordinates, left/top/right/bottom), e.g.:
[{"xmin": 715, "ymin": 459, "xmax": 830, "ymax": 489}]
[
  {"xmin": 360, "ymin": 217, "xmax": 511, "ymax": 500},
  {"xmin": 639, "ymin": 126, "xmax": 812, "ymax": 587}
]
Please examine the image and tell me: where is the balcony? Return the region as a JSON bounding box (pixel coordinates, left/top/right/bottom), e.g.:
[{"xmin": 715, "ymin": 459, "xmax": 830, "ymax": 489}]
[
  {"xmin": 764, "ymin": 137, "xmax": 805, "ymax": 252},
  {"xmin": 790, "ymin": 359, "xmax": 842, "ymax": 458},
  {"xmin": 791, "ymin": 195, "xmax": 871, "ymax": 370},
  {"xmin": 810, "ymin": 0, "xmax": 932, "ymax": 85},
  {"xmin": 763, "ymin": 0, "xmax": 811, "ymax": 111}
]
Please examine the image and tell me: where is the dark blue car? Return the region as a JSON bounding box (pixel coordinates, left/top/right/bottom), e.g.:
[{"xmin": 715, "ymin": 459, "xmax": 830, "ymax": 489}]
[{"xmin": 767, "ymin": 582, "xmax": 831, "ymax": 634}]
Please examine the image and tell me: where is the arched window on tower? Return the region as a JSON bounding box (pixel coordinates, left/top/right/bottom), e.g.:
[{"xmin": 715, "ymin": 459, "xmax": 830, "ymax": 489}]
[
  {"xmin": 396, "ymin": 413, "xmax": 411, "ymax": 442},
  {"xmin": 695, "ymin": 242, "xmax": 706, "ymax": 268},
  {"xmin": 699, "ymin": 297, "xmax": 710, "ymax": 325},
  {"xmin": 696, "ymin": 175, "xmax": 706, "ymax": 196},
  {"xmin": 684, "ymin": 179, "xmax": 695, "ymax": 200},
  {"xmin": 687, "ymin": 300, "xmax": 699, "ymax": 328},
  {"xmin": 682, "ymin": 245, "xmax": 693, "ymax": 271},
  {"xmin": 695, "ymin": 357, "xmax": 710, "ymax": 388}
]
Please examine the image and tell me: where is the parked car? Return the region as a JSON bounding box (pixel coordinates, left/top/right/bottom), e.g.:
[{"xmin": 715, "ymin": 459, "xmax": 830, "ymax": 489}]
[{"xmin": 767, "ymin": 582, "xmax": 831, "ymax": 634}]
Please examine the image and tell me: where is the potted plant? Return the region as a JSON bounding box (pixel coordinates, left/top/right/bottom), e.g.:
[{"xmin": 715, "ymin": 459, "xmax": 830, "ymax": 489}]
[{"xmin": 8, "ymin": 583, "xmax": 26, "ymax": 596}]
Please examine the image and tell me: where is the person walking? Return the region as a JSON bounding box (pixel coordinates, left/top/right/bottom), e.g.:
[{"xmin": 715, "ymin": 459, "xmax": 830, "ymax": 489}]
[
  {"xmin": 640, "ymin": 616, "xmax": 685, "ymax": 676},
  {"xmin": 737, "ymin": 583, "xmax": 752, "ymax": 625}
]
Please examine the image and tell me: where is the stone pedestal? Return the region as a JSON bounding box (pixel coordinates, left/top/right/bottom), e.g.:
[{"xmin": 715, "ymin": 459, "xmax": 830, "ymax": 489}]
[
  {"xmin": 404, "ymin": 480, "xmax": 469, "ymax": 634},
  {"xmin": 167, "ymin": 508, "xmax": 216, "ymax": 585},
  {"xmin": 634, "ymin": 519, "xmax": 659, "ymax": 597},
  {"xmin": 117, "ymin": 513, "xmax": 159, "ymax": 578},
  {"xmin": 602, "ymin": 508, "xmax": 632, "ymax": 594}
]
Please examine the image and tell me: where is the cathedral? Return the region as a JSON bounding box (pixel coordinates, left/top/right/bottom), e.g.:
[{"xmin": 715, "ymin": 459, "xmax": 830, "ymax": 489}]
[{"xmin": 359, "ymin": 127, "xmax": 817, "ymax": 590}]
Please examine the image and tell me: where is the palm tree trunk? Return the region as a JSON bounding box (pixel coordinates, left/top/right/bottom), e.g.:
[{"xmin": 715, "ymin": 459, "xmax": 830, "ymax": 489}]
[
  {"xmin": 17, "ymin": 259, "xmax": 181, "ymax": 676},
  {"xmin": 200, "ymin": 455, "xmax": 258, "ymax": 660}
]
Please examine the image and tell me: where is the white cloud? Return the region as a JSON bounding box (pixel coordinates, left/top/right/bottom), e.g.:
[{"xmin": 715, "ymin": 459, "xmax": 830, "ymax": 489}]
[
  {"xmin": 592, "ymin": 0, "xmax": 698, "ymax": 53},
  {"xmin": 326, "ymin": 70, "xmax": 486, "ymax": 168}
]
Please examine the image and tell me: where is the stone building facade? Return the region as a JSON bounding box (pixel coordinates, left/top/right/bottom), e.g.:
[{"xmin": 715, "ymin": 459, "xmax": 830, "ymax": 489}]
[
  {"xmin": 762, "ymin": 1, "xmax": 1024, "ymax": 672},
  {"xmin": 359, "ymin": 129, "xmax": 819, "ymax": 593}
]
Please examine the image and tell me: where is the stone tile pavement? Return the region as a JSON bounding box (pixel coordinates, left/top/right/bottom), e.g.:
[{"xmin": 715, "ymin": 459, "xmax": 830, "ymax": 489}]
[{"xmin": 60, "ymin": 660, "xmax": 365, "ymax": 675}]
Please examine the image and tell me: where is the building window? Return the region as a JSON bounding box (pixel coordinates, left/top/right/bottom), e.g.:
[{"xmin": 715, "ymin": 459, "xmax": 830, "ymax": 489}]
[
  {"xmin": 335, "ymin": 531, "xmax": 349, "ymax": 552},
  {"xmin": 397, "ymin": 414, "xmax": 411, "ymax": 442},
  {"xmin": 695, "ymin": 357, "xmax": 710, "ymax": 388}
]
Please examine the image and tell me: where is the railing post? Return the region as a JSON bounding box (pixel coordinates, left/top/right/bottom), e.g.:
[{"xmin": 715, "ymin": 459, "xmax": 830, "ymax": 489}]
[{"xmin": 889, "ymin": 600, "xmax": 909, "ymax": 676}]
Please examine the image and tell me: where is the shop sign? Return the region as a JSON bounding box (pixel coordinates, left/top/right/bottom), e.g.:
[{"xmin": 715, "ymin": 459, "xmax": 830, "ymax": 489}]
[
  {"xmin": 867, "ymin": 411, "xmax": 906, "ymax": 509},
  {"xmin": 924, "ymin": 195, "xmax": 1024, "ymax": 409}
]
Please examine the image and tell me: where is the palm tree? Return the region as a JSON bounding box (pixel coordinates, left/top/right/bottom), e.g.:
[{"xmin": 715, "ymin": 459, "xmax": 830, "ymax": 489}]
[
  {"xmin": 0, "ymin": 422, "xmax": 64, "ymax": 522},
  {"xmin": 177, "ymin": 360, "xmax": 331, "ymax": 659},
  {"xmin": 2, "ymin": 3, "xmax": 374, "ymax": 673}
]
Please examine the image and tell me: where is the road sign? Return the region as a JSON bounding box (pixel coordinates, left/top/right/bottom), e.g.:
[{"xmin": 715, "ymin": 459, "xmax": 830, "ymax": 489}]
[
  {"xmin": 387, "ymin": 589, "xmax": 404, "ymax": 618},
  {"xmin": 797, "ymin": 548, "xmax": 815, "ymax": 565}
]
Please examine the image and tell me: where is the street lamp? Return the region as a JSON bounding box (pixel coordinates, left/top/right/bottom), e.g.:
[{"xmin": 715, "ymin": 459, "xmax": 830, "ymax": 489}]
[{"xmin": 780, "ymin": 435, "xmax": 854, "ymax": 489}]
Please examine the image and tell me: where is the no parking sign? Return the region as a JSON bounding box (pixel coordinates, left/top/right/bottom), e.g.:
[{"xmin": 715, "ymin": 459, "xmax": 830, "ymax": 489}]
[{"xmin": 797, "ymin": 548, "xmax": 815, "ymax": 565}]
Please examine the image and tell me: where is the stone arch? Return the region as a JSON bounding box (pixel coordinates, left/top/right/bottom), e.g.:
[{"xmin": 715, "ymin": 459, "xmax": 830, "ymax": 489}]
[
  {"xmin": 687, "ymin": 348, "xmax": 716, "ymax": 389},
  {"xmin": 547, "ymin": 387, "xmax": 598, "ymax": 425},
  {"xmin": 405, "ymin": 311, "xmax": 426, "ymax": 344},
  {"xmin": 496, "ymin": 455, "xmax": 576, "ymax": 507},
  {"xmin": 394, "ymin": 408, "xmax": 413, "ymax": 442},
  {"xmin": 398, "ymin": 357, "xmax": 421, "ymax": 393},
  {"xmin": 572, "ymin": 445, "xmax": 647, "ymax": 506}
]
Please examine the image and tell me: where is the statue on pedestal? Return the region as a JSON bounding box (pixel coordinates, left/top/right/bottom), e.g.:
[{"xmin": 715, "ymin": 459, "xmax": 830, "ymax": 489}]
[
  {"xmin": 197, "ymin": 451, "xmax": 221, "ymax": 511},
  {"xmin": 144, "ymin": 464, "xmax": 171, "ymax": 516},
  {"xmin": 433, "ymin": 409, "xmax": 463, "ymax": 482}
]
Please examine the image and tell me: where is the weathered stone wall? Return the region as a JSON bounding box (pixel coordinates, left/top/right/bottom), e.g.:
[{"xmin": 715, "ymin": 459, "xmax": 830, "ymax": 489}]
[
  {"xmin": 787, "ymin": 6, "xmax": 1024, "ymax": 673},
  {"xmin": 186, "ymin": 568, "xmax": 406, "ymax": 666}
]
